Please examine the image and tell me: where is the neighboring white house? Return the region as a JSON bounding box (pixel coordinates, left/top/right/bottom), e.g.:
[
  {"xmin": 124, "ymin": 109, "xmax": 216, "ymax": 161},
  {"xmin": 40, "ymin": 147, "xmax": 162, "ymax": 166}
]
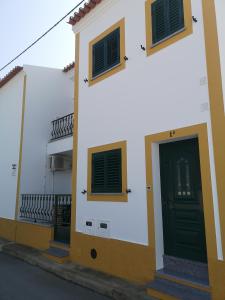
[
  {"xmin": 0, "ymin": 63, "xmax": 74, "ymax": 248},
  {"xmin": 68, "ymin": 0, "xmax": 225, "ymax": 299},
  {"xmin": 0, "ymin": 67, "xmax": 24, "ymax": 222}
]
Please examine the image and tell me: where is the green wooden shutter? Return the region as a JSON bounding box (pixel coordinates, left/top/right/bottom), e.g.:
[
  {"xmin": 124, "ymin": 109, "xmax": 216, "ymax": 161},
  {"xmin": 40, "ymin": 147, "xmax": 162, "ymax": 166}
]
[
  {"xmin": 92, "ymin": 40, "xmax": 105, "ymax": 77},
  {"xmin": 106, "ymin": 149, "xmax": 122, "ymax": 193},
  {"xmin": 106, "ymin": 28, "xmax": 120, "ymax": 69},
  {"xmin": 92, "ymin": 28, "xmax": 120, "ymax": 77},
  {"xmin": 168, "ymin": 0, "xmax": 184, "ymax": 35},
  {"xmin": 91, "ymin": 149, "xmax": 122, "ymax": 193},
  {"xmin": 152, "ymin": 0, "xmax": 184, "ymax": 44},
  {"xmin": 152, "ymin": 0, "xmax": 167, "ymax": 44},
  {"xmin": 92, "ymin": 151, "xmax": 105, "ymax": 193}
]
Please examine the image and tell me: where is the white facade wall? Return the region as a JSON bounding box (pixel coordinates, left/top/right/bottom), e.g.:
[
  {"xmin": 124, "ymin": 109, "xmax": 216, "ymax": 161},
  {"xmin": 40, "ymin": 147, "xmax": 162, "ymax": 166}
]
[
  {"xmin": 214, "ymin": 0, "xmax": 225, "ymax": 110},
  {"xmin": 73, "ymin": 0, "xmax": 223, "ymax": 259},
  {"xmin": 47, "ymin": 136, "xmax": 73, "ymax": 156},
  {"xmin": 0, "ymin": 72, "xmax": 24, "ymax": 219},
  {"xmin": 20, "ymin": 65, "xmax": 74, "ymax": 196}
]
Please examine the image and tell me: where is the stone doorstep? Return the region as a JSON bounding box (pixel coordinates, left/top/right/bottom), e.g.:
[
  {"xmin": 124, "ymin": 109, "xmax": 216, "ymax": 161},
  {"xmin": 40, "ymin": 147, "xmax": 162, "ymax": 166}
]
[
  {"xmin": 147, "ymin": 277, "xmax": 211, "ymax": 300},
  {"xmin": 163, "ymin": 255, "xmax": 209, "ymax": 282},
  {"xmin": 1, "ymin": 242, "xmax": 154, "ymax": 300}
]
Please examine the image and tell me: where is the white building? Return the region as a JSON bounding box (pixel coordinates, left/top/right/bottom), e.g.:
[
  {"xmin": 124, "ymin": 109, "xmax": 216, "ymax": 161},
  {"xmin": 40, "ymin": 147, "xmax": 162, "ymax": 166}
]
[
  {"xmin": 0, "ymin": 63, "xmax": 74, "ymax": 248},
  {"xmin": 1, "ymin": 0, "xmax": 225, "ymax": 299},
  {"xmin": 68, "ymin": 0, "xmax": 225, "ymax": 299}
]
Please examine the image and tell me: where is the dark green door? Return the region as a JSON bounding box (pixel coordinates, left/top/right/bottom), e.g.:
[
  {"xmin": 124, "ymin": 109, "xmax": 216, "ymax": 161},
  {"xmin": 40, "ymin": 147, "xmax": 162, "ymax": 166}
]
[{"xmin": 159, "ymin": 138, "xmax": 207, "ymax": 263}]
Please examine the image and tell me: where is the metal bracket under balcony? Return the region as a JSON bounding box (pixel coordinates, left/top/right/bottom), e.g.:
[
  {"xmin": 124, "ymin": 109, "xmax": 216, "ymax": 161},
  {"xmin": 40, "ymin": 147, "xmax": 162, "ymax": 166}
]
[{"xmin": 50, "ymin": 113, "xmax": 74, "ymax": 141}]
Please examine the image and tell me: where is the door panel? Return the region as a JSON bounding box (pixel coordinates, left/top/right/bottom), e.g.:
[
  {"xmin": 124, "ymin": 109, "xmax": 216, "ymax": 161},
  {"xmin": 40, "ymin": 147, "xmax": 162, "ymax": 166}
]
[{"xmin": 159, "ymin": 138, "xmax": 207, "ymax": 262}]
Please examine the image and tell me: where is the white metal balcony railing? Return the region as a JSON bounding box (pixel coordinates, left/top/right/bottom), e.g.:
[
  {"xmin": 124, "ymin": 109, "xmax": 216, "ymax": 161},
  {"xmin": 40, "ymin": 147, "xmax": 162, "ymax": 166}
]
[{"xmin": 50, "ymin": 113, "xmax": 74, "ymax": 141}]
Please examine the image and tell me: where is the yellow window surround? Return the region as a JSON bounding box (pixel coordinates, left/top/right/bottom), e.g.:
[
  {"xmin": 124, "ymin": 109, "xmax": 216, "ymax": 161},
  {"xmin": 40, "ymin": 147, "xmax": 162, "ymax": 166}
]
[
  {"xmin": 88, "ymin": 18, "xmax": 126, "ymax": 87},
  {"xmin": 145, "ymin": 0, "xmax": 193, "ymax": 56},
  {"xmin": 87, "ymin": 141, "xmax": 128, "ymax": 202}
]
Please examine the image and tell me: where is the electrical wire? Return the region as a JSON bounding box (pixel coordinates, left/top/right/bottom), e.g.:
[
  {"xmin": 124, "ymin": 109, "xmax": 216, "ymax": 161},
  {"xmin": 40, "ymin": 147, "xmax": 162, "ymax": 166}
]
[{"xmin": 0, "ymin": 0, "xmax": 86, "ymax": 72}]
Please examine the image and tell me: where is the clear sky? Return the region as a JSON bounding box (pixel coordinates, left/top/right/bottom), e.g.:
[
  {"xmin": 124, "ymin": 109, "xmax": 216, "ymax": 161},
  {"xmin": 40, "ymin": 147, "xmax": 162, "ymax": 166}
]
[{"xmin": 0, "ymin": 0, "xmax": 83, "ymax": 78}]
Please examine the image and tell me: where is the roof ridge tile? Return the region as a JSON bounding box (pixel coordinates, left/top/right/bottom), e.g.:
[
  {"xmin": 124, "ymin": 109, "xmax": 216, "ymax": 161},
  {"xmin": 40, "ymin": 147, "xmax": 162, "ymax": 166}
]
[{"xmin": 68, "ymin": 0, "xmax": 102, "ymax": 26}]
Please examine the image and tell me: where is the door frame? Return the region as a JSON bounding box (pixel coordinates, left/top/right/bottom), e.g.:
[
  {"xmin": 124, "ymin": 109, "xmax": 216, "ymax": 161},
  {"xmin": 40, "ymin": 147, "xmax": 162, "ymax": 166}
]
[{"xmin": 145, "ymin": 123, "xmax": 218, "ymax": 286}]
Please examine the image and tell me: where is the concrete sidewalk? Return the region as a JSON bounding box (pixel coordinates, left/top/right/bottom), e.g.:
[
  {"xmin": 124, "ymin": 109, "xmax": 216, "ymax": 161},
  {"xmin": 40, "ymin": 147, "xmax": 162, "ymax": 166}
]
[
  {"xmin": 0, "ymin": 239, "xmax": 154, "ymax": 300},
  {"xmin": 0, "ymin": 252, "xmax": 111, "ymax": 300}
]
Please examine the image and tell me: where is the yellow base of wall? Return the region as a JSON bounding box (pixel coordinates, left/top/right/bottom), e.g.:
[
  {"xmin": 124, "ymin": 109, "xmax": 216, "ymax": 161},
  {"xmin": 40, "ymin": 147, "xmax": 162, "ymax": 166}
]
[
  {"xmin": 70, "ymin": 232, "xmax": 225, "ymax": 300},
  {"xmin": 0, "ymin": 218, "xmax": 53, "ymax": 250},
  {"xmin": 0, "ymin": 218, "xmax": 17, "ymax": 241},
  {"xmin": 16, "ymin": 221, "xmax": 53, "ymax": 250},
  {"xmin": 70, "ymin": 232, "xmax": 155, "ymax": 283}
]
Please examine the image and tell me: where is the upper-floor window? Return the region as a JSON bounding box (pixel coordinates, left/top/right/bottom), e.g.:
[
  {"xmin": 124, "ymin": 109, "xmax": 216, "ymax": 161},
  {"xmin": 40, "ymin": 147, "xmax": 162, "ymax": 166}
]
[
  {"xmin": 145, "ymin": 0, "xmax": 192, "ymax": 55},
  {"xmin": 152, "ymin": 0, "xmax": 185, "ymax": 45},
  {"xmin": 89, "ymin": 19, "xmax": 126, "ymax": 86},
  {"xmin": 92, "ymin": 28, "xmax": 120, "ymax": 78}
]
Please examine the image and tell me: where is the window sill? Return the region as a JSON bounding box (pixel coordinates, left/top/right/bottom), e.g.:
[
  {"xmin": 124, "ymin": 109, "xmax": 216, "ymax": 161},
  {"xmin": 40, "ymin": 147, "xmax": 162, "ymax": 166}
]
[
  {"xmin": 151, "ymin": 27, "xmax": 186, "ymax": 49},
  {"xmin": 89, "ymin": 61, "xmax": 125, "ymax": 87},
  {"xmin": 92, "ymin": 62, "xmax": 121, "ymax": 81},
  {"xmin": 89, "ymin": 192, "xmax": 125, "ymax": 196},
  {"xmin": 87, "ymin": 191, "xmax": 128, "ymax": 202}
]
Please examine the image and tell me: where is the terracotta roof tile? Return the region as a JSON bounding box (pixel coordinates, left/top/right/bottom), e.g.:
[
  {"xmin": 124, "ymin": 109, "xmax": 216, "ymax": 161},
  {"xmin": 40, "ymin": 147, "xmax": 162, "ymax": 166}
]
[
  {"xmin": 0, "ymin": 66, "xmax": 23, "ymax": 89},
  {"xmin": 63, "ymin": 62, "xmax": 75, "ymax": 72},
  {"xmin": 68, "ymin": 0, "xmax": 102, "ymax": 26}
]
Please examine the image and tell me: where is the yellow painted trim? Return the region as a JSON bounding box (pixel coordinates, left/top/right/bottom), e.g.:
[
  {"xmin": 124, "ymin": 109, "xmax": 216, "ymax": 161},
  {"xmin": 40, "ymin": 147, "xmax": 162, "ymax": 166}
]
[
  {"xmin": 88, "ymin": 18, "xmax": 126, "ymax": 86},
  {"xmin": 87, "ymin": 141, "xmax": 128, "ymax": 202},
  {"xmin": 202, "ymin": 0, "xmax": 225, "ymax": 259},
  {"xmin": 145, "ymin": 0, "xmax": 193, "ymax": 56},
  {"xmin": 71, "ymin": 33, "xmax": 80, "ymax": 240},
  {"xmin": 145, "ymin": 124, "xmax": 218, "ymax": 291},
  {"xmin": 15, "ymin": 75, "xmax": 27, "ymax": 219},
  {"xmin": 210, "ymin": 260, "xmax": 225, "ymax": 299},
  {"xmin": 147, "ymin": 288, "xmax": 179, "ymax": 300},
  {"xmin": 0, "ymin": 218, "xmax": 17, "ymax": 241}
]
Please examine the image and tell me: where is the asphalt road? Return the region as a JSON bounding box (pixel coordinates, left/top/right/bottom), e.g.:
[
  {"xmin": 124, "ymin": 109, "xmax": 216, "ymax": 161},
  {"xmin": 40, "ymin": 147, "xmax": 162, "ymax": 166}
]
[{"xmin": 0, "ymin": 252, "xmax": 111, "ymax": 300}]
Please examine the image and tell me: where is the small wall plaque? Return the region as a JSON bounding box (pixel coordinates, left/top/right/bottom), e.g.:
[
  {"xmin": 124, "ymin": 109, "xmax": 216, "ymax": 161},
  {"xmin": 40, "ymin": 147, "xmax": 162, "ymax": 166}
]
[{"xmin": 12, "ymin": 164, "xmax": 17, "ymax": 176}]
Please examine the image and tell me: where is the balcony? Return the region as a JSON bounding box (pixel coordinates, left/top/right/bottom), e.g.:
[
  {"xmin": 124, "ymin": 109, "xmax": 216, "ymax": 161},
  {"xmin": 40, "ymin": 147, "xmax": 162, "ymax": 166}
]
[
  {"xmin": 50, "ymin": 113, "xmax": 74, "ymax": 141},
  {"xmin": 20, "ymin": 194, "xmax": 72, "ymax": 244},
  {"xmin": 48, "ymin": 113, "xmax": 74, "ymax": 156}
]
